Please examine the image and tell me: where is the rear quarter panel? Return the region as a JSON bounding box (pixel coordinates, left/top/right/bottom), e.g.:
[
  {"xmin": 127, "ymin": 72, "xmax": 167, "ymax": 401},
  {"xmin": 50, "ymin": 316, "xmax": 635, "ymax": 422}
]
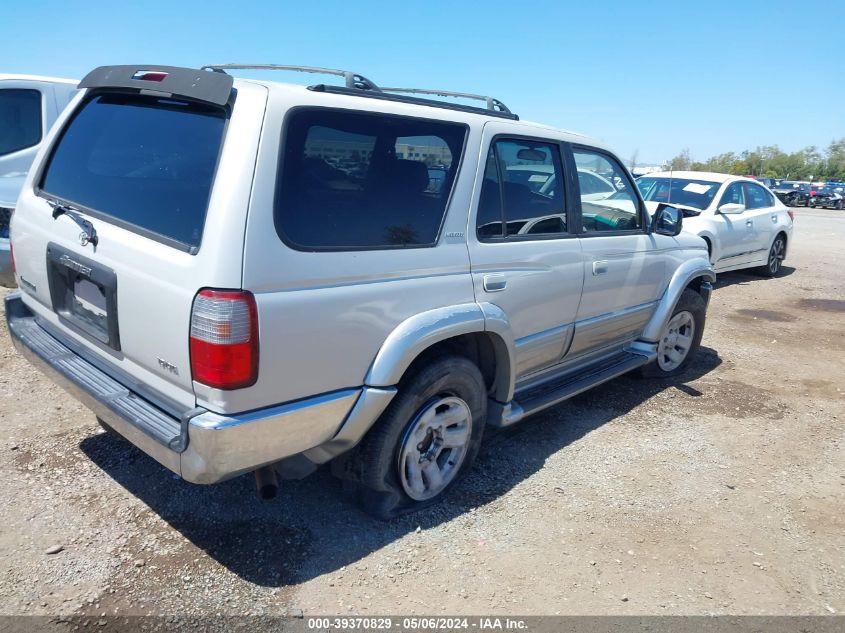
[{"xmin": 223, "ymin": 88, "xmax": 483, "ymax": 413}]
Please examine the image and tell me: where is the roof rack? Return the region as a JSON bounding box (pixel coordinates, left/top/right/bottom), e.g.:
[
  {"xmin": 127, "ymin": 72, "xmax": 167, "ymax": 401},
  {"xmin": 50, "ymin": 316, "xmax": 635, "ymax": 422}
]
[
  {"xmin": 200, "ymin": 64, "xmax": 380, "ymax": 91},
  {"xmin": 380, "ymin": 87, "xmax": 512, "ymax": 115},
  {"xmin": 201, "ymin": 64, "xmax": 518, "ymax": 119}
]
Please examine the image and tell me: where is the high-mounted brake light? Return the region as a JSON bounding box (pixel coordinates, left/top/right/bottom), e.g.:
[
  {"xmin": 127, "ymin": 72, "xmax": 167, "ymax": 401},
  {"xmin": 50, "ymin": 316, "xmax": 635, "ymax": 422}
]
[
  {"xmin": 132, "ymin": 70, "xmax": 168, "ymax": 82},
  {"xmin": 190, "ymin": 289, "xmax": 259, "ymax": 390}
]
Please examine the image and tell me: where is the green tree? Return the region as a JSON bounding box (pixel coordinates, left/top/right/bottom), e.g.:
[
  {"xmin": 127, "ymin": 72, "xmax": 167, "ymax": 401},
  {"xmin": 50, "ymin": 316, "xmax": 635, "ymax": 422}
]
[
  {"xmin": 663, "ymin": 148, "xmax": 692, "ymax": 171},
  {"xmin": 673, "ymin": 138, "xmax": 845, "ymax": 180}
]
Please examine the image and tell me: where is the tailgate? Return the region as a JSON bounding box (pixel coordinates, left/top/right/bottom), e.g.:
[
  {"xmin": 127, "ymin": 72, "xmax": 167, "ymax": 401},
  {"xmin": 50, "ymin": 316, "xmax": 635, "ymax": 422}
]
[{"xmin": 11, "ymin": 68, "xmax": 267, "ymax": 411}]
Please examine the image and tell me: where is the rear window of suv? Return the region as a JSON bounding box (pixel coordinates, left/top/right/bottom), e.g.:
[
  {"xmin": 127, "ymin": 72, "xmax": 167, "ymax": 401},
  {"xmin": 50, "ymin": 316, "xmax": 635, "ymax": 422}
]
[
  {"xmin": 276, "ymin": 109, "xmax": 466, "ymax": 250},
  {"xmin": 40, "ymin": 93, "xmax": 227, "ymax": 250}
]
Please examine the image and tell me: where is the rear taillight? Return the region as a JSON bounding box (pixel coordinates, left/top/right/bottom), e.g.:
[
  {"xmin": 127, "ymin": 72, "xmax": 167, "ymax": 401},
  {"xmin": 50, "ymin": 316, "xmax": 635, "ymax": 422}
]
[
  {"xmin": 9, "ymin": 241, "xmax": 15, "ymax": 275},
  {"xmin": 189, "ymin": 289, "xmax": 259, "ymax": 390},
  {"xmin": 787, "ymin": 210, "xmax": 795, "ymax": 221}
]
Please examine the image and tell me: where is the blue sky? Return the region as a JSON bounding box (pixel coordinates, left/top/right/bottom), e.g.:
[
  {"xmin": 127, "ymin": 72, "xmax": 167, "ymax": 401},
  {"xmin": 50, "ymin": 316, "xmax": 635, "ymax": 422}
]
[{"xmin": 4, "ymin": 0, "xmax": 842, "ymax": 166}]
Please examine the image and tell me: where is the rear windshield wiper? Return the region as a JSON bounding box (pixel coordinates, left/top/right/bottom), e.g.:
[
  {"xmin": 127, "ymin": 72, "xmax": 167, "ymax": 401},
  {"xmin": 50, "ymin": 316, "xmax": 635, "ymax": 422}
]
[{"xmin": 46, "ymin": 198, "xmax": 99, "ymax": 247}]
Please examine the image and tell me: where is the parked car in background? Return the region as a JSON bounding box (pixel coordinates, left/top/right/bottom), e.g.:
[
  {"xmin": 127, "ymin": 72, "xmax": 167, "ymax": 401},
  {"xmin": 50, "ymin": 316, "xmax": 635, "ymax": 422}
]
[
  {"xmin": 771, "ymin": 181, "xmax": 810, "ymax": 207},
  {"xmin": 0, "ymin": 74, "xmax": 78, "ymax": 286},
  {"xmin": 505, "ymin": 163, "xmax": 617, "ymax": 200},
  {"xmin": 810, "ymin": 186, "xmax": 844, "ymax": 209},
  {"xmin": 6, "ymin": 63, "xmax": 714, "ymax": 518},
  {"xmin": 807, "ymin": 183, "xmax": 836, "ymax": 207},
  {"xmin": 637, "ymin": 171, "xmax": 793, "ymax": 276}
]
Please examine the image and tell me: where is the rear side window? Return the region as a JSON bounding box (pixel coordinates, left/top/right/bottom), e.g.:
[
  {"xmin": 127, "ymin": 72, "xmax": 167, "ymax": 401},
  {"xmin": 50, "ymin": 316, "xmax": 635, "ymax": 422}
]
[
  {"xmin": 41, "ymin": 93, "xmax": 227, "ymax": 250},
  {"xmin": 276, "ymin": 109, "xmax": 466, "ymax": 250},
  {"xmin": 745, "ymin": 182, "xmax": 773, "ymax": 209},
  {"xmin": 0, "ymin": 89, "xmax": 42, "ymax": 156}
]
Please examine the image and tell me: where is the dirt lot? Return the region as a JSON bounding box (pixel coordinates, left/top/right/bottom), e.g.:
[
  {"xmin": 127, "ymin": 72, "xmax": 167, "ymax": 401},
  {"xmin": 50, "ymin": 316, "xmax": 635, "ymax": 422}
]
[{"xmin": 0, "ymin": 208, "xmax": 842, "ymax": 618}]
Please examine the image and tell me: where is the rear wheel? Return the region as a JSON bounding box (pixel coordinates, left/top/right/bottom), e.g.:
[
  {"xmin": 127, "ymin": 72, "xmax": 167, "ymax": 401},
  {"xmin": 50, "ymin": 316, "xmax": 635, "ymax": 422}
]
[
  {"xmin": 640, "ymin": 289, "xmax": 706, "ymax": 378},
  {"xmin": 342, "ymin": 355, "xmax": 486, "ymax": 519},
  {"xmin": 758, "ymin": 235, "xmax": 785, "ymax": 277}
]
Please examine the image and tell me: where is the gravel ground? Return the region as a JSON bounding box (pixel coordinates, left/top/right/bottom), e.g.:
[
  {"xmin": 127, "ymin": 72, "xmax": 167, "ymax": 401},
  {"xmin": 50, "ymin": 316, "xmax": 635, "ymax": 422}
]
[{"xmin": 0, "ymin": 208, "xmax": 842, "ymax": 617}]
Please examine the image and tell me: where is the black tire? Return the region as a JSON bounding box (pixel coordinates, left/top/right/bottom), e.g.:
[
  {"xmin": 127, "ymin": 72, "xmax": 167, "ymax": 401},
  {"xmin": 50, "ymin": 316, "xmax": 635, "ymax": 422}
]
[
  {"xmin": 640, "ymin": 289, "xmax": 706, "ymax": 378},
  {"xmin": 758, "ymin": 234, "xmax": 786, "ymax": 278},
  {"xmin": 339, "ymin": 355, "xmax": 486, "ymax": 520}
]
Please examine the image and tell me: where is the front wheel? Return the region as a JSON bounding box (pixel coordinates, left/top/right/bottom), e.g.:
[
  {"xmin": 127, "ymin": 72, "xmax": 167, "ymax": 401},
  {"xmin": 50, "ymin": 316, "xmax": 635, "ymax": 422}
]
[
  {"xmin": 341, "ymin": 355, "xmax": 486, "ymax": 519},
  {"xmin": 640, "ymin": 289, "xmax": 706, "ymax": 378},
  {"xmin": 758, "ymin": 235, "xmax": 785, "ymax": 277}
]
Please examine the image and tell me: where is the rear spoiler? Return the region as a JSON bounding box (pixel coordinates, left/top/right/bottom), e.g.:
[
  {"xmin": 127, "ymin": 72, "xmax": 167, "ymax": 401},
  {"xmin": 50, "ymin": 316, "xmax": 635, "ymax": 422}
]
[{"xmin": 78, "ymin": 65, "xmax": 234, "ymax": 106}]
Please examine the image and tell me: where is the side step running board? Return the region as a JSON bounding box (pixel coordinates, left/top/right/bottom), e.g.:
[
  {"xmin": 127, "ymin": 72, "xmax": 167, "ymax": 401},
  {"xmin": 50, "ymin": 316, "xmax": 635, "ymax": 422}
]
[{"xmin": 492, "ymin": 351, "xmax": 653, "ymax": 427}]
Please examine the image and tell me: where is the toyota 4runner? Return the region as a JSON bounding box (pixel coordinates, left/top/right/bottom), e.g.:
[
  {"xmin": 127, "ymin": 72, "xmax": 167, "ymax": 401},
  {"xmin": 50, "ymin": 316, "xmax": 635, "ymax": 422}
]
[{"xmin": 6, "ymin": 64, "xmax": 715, "ymax": 518}]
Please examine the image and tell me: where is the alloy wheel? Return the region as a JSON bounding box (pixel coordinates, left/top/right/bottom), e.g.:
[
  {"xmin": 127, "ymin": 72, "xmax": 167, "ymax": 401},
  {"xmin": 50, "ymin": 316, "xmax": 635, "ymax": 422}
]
[
  {"xmin": 397, "ymin": 396, "xmax": 473, "ymax": 501},
  {"xmin": 657, "ymin": 311, "xmax": 695, "ymax": 371},
  {"xmin": 768, "ymin": 237, "xmax": 785, "ymax": 275}
]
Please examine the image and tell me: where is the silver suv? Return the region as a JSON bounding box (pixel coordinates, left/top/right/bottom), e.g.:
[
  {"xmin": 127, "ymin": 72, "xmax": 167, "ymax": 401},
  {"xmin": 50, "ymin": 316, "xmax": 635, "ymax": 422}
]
[{"xmin": 6, "ymin": 64, "xmax": 714, "ymax": 518}]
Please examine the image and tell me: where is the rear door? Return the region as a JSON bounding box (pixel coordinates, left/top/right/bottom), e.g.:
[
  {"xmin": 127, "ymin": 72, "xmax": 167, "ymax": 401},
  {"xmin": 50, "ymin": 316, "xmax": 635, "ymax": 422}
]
[
  {"xmin": 467, "ymin": 125, "xmax": 584, "ymax": 379},
  {"xmin": 742, "ymin": 181, "xmax": 778, "ymax": 255},
  {"xmin": 12, "ymin": 72, "xmax": 267, "ymax": 411}
]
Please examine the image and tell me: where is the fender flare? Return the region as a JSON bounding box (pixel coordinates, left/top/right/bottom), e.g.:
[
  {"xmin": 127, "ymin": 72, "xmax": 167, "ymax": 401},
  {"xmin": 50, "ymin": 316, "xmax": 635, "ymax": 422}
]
[
  {"xmin": 697, "ymin": 230, "xmax": 718, "ymax": 263},
  {"xmin": 640, "ymin": 258, "xmax": 716, "ymax": 343},
  {"xmin": 365, "ymin": 302, "xmax": 516, "ymax": 403}
]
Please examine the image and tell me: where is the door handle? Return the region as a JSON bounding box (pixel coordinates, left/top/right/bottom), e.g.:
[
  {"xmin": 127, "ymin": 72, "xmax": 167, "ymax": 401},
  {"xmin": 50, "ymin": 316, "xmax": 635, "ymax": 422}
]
[
  {"xmin": 483, "ymin": 274, "xmax": 507, "ymax": 292},
  {"xmin": 746, "ymin": 219, "xmax": 753, "ymax": 227},
  {"xmin": 592, "ymin": 261, "xmax": 608, "ymax": 275}
]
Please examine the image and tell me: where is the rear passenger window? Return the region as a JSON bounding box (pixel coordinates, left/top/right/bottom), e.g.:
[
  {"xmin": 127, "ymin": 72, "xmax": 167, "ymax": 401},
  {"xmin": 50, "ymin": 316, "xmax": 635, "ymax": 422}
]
[
  {"xmin": 0, "ymin": 89, "xmax": 42, "ymax": 156},
  {"xmin": 744, "ymin": 182, "xmax": 772, "ymax": 209},
  {"xmin": 476, "ymin": 138, "xmax": 567, "ymax": 240},
  {"xmin": 276, "ymin": 110, "xmax": 466, "ymax": 250},
  {"xmin": 572, "ymin": 148, "xmax": 642, "ymax": 232}
]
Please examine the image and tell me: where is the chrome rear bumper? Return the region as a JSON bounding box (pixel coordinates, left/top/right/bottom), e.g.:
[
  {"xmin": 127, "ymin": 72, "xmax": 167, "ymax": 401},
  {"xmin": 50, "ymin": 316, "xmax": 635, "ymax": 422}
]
[{"xmin": 4, "ymin": 292, "xmax": 362, "ymax": 483}]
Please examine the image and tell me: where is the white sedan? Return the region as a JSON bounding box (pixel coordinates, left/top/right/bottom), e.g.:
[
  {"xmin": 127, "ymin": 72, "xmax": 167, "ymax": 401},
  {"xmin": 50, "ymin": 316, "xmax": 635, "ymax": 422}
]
[{"xmin": 638, "ymin": 171, "xmax": 794, "ymax": 276}]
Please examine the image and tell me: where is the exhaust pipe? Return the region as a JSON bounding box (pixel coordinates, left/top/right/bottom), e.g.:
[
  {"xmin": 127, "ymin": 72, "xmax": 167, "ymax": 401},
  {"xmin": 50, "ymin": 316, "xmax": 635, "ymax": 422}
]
[{"xmin": 254, "ymin": 466, "xmax": 278, "ymax": 500}]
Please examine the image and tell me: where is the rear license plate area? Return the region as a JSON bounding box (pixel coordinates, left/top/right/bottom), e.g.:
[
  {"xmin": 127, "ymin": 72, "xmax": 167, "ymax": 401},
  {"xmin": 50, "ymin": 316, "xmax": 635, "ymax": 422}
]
[{"xmin": 46, "ymin": 243, "xmax": 121, "ymax": 350}]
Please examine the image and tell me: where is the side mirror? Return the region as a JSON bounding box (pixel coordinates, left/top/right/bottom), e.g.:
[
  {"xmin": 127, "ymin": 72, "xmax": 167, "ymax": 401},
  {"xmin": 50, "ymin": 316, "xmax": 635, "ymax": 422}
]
[
  {"xmin": 651, "ymin": 203, "xmax": 683, "ymax": 237},
  {"xmin": 718, "ymin": 203, "xmax": 745, "ymax": 214}
]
